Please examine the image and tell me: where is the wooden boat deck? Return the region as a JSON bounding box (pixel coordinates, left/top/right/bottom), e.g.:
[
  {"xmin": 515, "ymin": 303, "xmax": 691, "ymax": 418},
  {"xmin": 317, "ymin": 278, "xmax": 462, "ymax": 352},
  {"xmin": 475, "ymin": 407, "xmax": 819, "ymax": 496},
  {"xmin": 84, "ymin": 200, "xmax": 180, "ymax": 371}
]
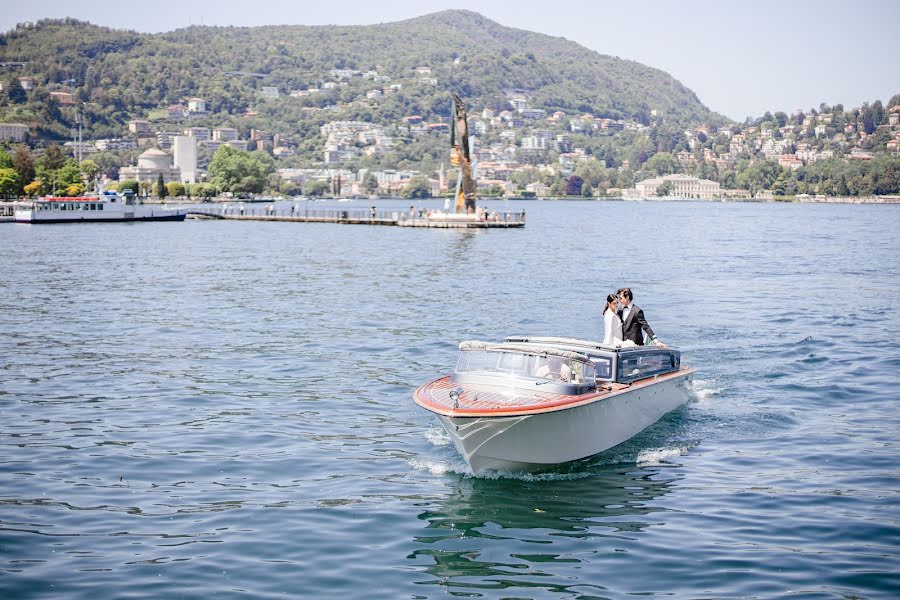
[{"xmin": 413, "ymin": 373, "xmax": 697, "ymax": 418}]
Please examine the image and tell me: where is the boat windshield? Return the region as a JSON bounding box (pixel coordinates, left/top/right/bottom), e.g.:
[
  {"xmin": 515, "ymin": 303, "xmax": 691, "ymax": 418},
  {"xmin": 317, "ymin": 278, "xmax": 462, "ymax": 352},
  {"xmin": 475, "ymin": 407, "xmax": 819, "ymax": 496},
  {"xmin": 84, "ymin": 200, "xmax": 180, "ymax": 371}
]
[{"xmin": 455, "ymin": 350, "xmax": 596, "ymax": 385}]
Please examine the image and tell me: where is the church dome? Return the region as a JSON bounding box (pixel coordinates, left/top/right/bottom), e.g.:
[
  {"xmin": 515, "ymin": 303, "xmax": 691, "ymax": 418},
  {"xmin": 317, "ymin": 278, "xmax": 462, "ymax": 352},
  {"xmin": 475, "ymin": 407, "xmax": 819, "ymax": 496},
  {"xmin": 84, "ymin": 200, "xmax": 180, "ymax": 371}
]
[{"xmin": 137, "ymin": 148, "xmax": 171, "ymax": 170}]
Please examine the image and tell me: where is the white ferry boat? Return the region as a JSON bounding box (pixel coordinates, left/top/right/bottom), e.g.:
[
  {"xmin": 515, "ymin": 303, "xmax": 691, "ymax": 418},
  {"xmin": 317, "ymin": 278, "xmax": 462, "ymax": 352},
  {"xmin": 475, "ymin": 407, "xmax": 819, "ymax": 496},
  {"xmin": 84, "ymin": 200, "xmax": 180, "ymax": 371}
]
[{"xmin": 14, "ymin": 192, "xmax": 187, "ymax": 224}]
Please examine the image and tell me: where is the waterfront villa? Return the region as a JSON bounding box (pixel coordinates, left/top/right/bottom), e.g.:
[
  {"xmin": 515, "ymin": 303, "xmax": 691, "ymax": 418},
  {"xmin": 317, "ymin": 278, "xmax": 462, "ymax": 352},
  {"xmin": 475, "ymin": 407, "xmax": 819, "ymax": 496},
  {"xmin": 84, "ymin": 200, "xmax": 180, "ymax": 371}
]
[{"xmin": 626, "ymin": 174, "xmax": 721, "ymax": 199}]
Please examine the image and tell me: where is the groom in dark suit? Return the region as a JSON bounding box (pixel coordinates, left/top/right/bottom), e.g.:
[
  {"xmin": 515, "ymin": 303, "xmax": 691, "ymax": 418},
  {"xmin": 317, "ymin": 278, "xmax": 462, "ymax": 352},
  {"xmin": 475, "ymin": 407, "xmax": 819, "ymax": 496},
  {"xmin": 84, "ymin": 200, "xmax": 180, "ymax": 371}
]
[{"xmin": 617, "ymin": 288, "xmax": 665, "ymax": 347}]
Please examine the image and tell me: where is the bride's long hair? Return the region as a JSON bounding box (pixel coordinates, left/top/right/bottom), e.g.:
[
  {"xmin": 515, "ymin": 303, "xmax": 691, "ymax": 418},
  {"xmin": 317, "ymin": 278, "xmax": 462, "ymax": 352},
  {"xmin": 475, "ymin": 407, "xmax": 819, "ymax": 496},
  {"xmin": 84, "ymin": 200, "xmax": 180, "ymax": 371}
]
[{"xmin": 604, "ymin": 293, "xmax": 618, "ymax": 314}]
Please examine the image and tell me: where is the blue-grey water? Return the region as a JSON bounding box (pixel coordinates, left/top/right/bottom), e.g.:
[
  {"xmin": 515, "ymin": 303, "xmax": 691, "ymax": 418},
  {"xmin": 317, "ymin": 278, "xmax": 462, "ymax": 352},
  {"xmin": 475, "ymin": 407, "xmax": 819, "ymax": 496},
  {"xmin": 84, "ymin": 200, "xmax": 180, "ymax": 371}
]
[{"xmin": 1, "ymin": 199, "xmax": 899, "ymax": 599}]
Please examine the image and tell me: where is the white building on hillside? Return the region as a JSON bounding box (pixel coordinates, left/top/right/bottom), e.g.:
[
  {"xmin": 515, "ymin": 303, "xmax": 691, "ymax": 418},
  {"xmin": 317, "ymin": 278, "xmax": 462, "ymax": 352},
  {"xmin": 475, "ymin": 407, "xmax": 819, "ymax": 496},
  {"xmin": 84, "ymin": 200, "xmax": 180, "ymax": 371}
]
[
  {"xmin": 0, "ymin": 122, "xmax": 29, "ymax": 142},
  {"xmin": 118, "ymin": 148, "xmax": 181, "ymax": 184},
  {"xmin": 627, "ymin": 174, "xmax": 721, "ymax": 200},
  {"xmin": 173, "ymin": 136, "xmax": 197, "ymax": 184}
]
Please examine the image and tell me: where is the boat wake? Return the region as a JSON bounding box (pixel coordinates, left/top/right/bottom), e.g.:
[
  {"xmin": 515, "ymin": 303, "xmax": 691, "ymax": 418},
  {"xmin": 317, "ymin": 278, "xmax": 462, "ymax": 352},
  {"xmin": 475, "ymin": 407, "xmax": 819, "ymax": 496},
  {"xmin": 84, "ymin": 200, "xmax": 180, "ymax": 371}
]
[
  {"xmin": 690, "ymin": 377, "xmax": 725, "ymax": 402},
  {"xmin": 636, "ymin": 445, "xmax": 691, "ymax": 466},
  {"xmin": 425, "ymin": 426, "xmax": 452, "ymax": 446},
  {"xmin": 413, "ymin": 430, "xmax": 693, "ymax": 480},
  {"xmin": 407, "ymin": 454, "xmax": 601, "ymax": 481},
  {"xmin": 408, "ymin": 456, "xmax": 463, "ymax": 476}
]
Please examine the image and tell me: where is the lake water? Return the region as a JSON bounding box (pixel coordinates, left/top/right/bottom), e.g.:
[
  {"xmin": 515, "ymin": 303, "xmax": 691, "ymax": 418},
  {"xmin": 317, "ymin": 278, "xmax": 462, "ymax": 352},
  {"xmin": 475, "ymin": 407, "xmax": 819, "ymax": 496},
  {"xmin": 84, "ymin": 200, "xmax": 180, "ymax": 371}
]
[{"xmin": 1, "ymin": 199, "xmax": 899, "ymax": 599}]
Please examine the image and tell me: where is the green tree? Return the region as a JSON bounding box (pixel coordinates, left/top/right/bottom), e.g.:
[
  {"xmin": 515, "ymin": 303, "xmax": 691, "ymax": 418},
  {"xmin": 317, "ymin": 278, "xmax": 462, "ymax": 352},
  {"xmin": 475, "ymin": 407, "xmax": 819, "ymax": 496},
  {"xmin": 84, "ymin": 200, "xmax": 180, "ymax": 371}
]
[
  {"xmin": 401, "ymin": 176, "xmax": 431, "ymax": 199},
  {"xmin": 55, "ymin": 160, "xmax": 83, "ymax": 195},
  {"xmin": 65, "ymin": 182, "xmax": 85, "ymax": 196},
  {"xmin": 5, "ymin": 77, "xmax": 27, "ymax": 104},
  {"xmin": 564, "ymin": 175, "xmax": 584, "ymax": 195},
  {"xmin": 198, "ymin": 183, "xmax": 219, "ymax": 198},
  {"xmin": 574, "ymin": 158, "xmax": 608, "ymax": 188},
  {"xmin": 736, "ymin": 160, "xmax": 781, "ymax": 194},
  {"xmin": 644, "ymin": 152, "xmax": 677, "ymax": 176},
  {"xmin": 831, "ymin": 173, "xmax": 848, "ymax": 196},
  {"xmin": 80, "ymin": 159, "xmax": 99, "ymax": 179},
  {"xmin": 189, "ymin": 183, "xmax": 218, "ymax": 199},
  {"xmin": 772, "ymin": 172, "xmax": 788, "ymax": 196},
  {"xmin": 118, "ymin": 179, "xmax": 139, "ymax": 195},
  {"xmin": 363, "ymin": 172, "xmax": 379, "ymax": 194},
  {"xmin": 12, "ymin": 146, "xmax": 36, "ymax": 195},
  {"xmin": 208, "ymin": 146, "xmax": 271, "ymax": 194},
  {"xmin": 303, "ymin": 179, "xmax": 329, "ymax": 197},
  {"xmin": 24, "ymin": 181, "xmax": 43, "ymax": 197},
  {"xmin": 485, "ymin": 184, "xmax": 504, "ymax": 197},
  {"xmin": 156, "ymin": 173, "xmax": 167, "ymax": 198},
  {"xmin": 166, "ymin": 181, "xmax": 186, "ymax": 197},
  {"xmin": 656, "ymin": 181, "xmax": 674, "ymax": 197},
  {"xmin": 43, "ymin": 145, "xmax": 67, "ymax": 171},
  {"xmin": 0, "ymin": 168, "xmax": 19, "ymax": 198}
]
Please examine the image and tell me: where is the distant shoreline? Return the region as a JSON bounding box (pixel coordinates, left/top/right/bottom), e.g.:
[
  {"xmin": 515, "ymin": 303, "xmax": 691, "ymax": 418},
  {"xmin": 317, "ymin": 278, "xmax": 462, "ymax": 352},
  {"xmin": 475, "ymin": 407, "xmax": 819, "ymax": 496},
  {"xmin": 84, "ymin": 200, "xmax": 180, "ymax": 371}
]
[{"xmin": 5, "ymin": 195, "xmax": 899, "ymax": 206}]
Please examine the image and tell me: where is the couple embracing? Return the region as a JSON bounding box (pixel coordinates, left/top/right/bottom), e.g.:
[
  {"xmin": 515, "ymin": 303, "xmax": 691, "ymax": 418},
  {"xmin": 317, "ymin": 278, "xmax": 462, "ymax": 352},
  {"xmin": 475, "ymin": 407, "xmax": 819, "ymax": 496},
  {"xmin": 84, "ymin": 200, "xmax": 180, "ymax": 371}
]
[{"xmin": 602, "ymin": 288, "xmax": 667, "ymax": 349}]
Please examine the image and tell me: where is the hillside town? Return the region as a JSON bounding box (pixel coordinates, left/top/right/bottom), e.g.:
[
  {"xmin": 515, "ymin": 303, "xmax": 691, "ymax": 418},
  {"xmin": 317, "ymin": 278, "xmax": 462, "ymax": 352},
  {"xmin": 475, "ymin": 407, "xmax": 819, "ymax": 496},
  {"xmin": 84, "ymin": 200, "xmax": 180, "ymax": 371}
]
[{"xmin": 1, "ymin": 60, "xmax": 899, "ymax": 201}]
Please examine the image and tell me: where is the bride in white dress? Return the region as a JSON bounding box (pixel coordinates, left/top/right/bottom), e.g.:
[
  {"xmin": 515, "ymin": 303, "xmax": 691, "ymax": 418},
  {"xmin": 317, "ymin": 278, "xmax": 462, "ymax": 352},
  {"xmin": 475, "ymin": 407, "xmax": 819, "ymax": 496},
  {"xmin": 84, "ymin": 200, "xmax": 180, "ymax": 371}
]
[{"xmin": 602, "ymin": 293, "xmax": 623, "ymax": 346}]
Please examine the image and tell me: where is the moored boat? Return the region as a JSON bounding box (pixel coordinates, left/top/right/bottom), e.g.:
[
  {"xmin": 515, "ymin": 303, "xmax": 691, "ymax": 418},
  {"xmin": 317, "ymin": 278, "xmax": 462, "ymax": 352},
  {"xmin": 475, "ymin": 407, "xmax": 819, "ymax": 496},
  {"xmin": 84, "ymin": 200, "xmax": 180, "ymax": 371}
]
[
  {"xmin": 14, "ymin": 192, "xmax": 187, "ymax": 224},
  {"xmin": 413, "ymin": 336, "xmax": 694, "ymax": 474}
]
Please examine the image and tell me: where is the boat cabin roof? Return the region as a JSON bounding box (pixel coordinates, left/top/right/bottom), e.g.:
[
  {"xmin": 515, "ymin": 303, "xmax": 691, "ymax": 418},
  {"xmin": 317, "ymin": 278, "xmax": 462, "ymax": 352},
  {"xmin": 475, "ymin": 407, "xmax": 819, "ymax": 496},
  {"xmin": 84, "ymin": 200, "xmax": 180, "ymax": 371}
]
[
  {"xmin": 38, "ymin": 197, "xmax": 104, "ymax": 202},
  {"xmin": 503, "ymin": 336, "xmax": 682, "ymax": 384},
  {"xmin": 459, "ymin": 340, "xmax": 592, "ymax": 364}
]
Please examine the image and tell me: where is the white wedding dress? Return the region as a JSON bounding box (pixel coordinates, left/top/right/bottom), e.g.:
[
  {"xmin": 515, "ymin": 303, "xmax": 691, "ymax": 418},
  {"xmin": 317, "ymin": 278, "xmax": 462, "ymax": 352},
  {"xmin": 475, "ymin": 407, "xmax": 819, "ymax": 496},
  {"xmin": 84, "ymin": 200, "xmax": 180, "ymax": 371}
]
[{"xmin": 603, "ymin": 310, "xmax": 623, "ymax": 346}]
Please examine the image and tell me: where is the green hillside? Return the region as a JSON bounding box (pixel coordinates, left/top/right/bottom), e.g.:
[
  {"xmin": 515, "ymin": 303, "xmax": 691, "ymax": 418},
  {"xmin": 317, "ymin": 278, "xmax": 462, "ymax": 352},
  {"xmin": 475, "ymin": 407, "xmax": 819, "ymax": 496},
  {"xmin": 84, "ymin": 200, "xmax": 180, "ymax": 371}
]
[{"xmin": 0, "ymin": 10, "xmax": 723, "ymax": 144}]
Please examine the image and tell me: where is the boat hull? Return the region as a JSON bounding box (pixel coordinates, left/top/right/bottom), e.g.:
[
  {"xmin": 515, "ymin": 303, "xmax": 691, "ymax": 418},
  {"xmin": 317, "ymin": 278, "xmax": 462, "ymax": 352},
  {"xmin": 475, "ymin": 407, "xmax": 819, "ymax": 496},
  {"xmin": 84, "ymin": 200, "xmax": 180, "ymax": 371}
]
[
  {"xmin": 15, "ymin": 213, "xmax": 187, "ymax": 224},
  {"xmin": 14, "ymin": 198, "xmax": 188, "ymax": 224},
  {"xmin": 434, "ymin": 370, "xmax": 694, "ymax": 474}
]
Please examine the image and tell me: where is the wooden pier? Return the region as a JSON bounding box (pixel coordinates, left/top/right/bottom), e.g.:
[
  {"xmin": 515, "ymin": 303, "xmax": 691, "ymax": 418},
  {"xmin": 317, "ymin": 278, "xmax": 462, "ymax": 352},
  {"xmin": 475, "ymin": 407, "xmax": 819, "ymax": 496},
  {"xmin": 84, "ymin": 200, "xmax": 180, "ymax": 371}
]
[{"xmin": 187, "ymin": 206, "xmax": 526, "ymax": 228}]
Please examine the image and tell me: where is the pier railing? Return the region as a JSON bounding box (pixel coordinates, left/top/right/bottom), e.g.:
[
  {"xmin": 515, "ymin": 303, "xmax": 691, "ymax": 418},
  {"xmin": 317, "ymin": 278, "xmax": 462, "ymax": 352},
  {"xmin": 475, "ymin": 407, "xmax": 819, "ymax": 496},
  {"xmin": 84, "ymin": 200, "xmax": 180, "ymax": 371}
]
[{"xmin": 187, "ymin": 205, "xmax": 527, "ymax": 227}]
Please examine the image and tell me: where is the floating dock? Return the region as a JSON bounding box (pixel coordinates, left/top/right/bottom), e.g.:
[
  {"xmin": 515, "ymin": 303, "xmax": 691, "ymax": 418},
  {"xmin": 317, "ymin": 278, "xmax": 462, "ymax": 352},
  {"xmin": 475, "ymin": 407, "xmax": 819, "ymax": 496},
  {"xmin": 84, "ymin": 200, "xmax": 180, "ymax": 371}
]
[{"xmin": 187, "ymin": 206, "xmax": 526, "ymax": 228}]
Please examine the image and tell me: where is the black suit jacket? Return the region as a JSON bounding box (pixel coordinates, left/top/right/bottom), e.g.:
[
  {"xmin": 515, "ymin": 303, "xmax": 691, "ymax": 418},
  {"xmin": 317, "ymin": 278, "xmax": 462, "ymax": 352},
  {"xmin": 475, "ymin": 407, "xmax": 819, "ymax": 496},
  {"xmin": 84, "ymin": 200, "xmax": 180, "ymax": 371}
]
[{"xmin": 619, "ymin": 304, "xmax": 655, "ymax": 346}]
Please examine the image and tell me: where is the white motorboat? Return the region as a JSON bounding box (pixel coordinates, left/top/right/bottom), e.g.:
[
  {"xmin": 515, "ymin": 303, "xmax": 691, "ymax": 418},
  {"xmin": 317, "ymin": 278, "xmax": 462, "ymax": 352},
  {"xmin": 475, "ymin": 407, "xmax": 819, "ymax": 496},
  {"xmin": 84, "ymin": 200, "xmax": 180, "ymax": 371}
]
[
  {"xmin": 14, "ymin": 192, "xmax": 187, "ymax": 223},
  {"xmin": 414, "ymin": 336, "xmax": 694, "ymax": 474}
]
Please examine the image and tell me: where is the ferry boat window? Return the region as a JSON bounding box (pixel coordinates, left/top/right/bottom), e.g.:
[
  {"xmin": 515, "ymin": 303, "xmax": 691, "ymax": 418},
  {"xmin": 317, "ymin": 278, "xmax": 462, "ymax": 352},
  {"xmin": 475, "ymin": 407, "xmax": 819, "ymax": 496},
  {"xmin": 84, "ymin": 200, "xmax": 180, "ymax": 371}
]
[
  {"xmin": 592, "ymin": 356, "xmax": 612, "ymax": 379},
  {"xmin": 456, "ymin": 350, "xmax": 595, "ymax": 386},
  {"xmin": 98, "ymin": 203, "xmax": 103, "ymax": 210},
  {"xmin": 568, "ymin": 360, "xmax": 595, "ymax": 384},
  {"xmin": 456, "ymin": 350, "xmax": 497, "ymax": 374},
  {"xmin": 458, "ymin": 351, "xmax": 545, "ymax": 379},
  {"xmin": 531, "ymin": 356, "xmax": 595, "ymax": 383},
  {"xmin": 617, "ymin": 351, "xmax": 677, "ymax": 381},
  {"xmin": 497, "ymin": 351, "xmax": 529, "ymax": 371},
  {"xmin": 60, "ymin": 203, "xmax": 67, "ymax": 211}
]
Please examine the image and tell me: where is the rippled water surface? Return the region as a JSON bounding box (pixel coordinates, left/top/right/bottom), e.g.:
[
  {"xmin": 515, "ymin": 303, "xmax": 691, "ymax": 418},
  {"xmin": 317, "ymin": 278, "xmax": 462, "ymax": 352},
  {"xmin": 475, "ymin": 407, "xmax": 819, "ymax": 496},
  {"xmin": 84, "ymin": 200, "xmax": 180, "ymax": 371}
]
[{"xmin": 2, "ymin": 199, "xmax": 899, "ymax": 599}]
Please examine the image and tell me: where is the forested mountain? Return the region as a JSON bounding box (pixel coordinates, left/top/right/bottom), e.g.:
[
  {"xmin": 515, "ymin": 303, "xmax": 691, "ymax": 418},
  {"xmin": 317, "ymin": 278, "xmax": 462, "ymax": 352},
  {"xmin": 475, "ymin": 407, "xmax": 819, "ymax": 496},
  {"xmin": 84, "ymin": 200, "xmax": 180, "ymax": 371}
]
[
  {"xmin": 0, "ymin": 10, "xmax": 722, "ymax": 142},
  {"xmin": 3, "ymin": 12, "xmax": 895, "ymax": 200}
]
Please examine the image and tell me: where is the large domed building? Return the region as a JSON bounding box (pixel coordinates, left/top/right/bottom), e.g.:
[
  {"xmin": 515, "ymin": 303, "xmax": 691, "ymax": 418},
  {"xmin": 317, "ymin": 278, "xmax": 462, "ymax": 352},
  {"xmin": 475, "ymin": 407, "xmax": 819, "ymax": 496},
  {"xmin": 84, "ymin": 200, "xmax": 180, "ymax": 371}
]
[{"xmin": 119, "ymin": 148, "xmax": 182, "ymax": 184}]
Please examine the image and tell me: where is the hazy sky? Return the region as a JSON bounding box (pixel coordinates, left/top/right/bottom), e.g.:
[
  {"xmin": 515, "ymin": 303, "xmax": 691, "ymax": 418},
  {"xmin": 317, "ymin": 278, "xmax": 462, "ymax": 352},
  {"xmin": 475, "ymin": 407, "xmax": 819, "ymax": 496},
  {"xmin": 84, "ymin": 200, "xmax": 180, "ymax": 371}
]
[{"xmin": 2, "ymin": 0, "xmax": 897, "ymax": 121}]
